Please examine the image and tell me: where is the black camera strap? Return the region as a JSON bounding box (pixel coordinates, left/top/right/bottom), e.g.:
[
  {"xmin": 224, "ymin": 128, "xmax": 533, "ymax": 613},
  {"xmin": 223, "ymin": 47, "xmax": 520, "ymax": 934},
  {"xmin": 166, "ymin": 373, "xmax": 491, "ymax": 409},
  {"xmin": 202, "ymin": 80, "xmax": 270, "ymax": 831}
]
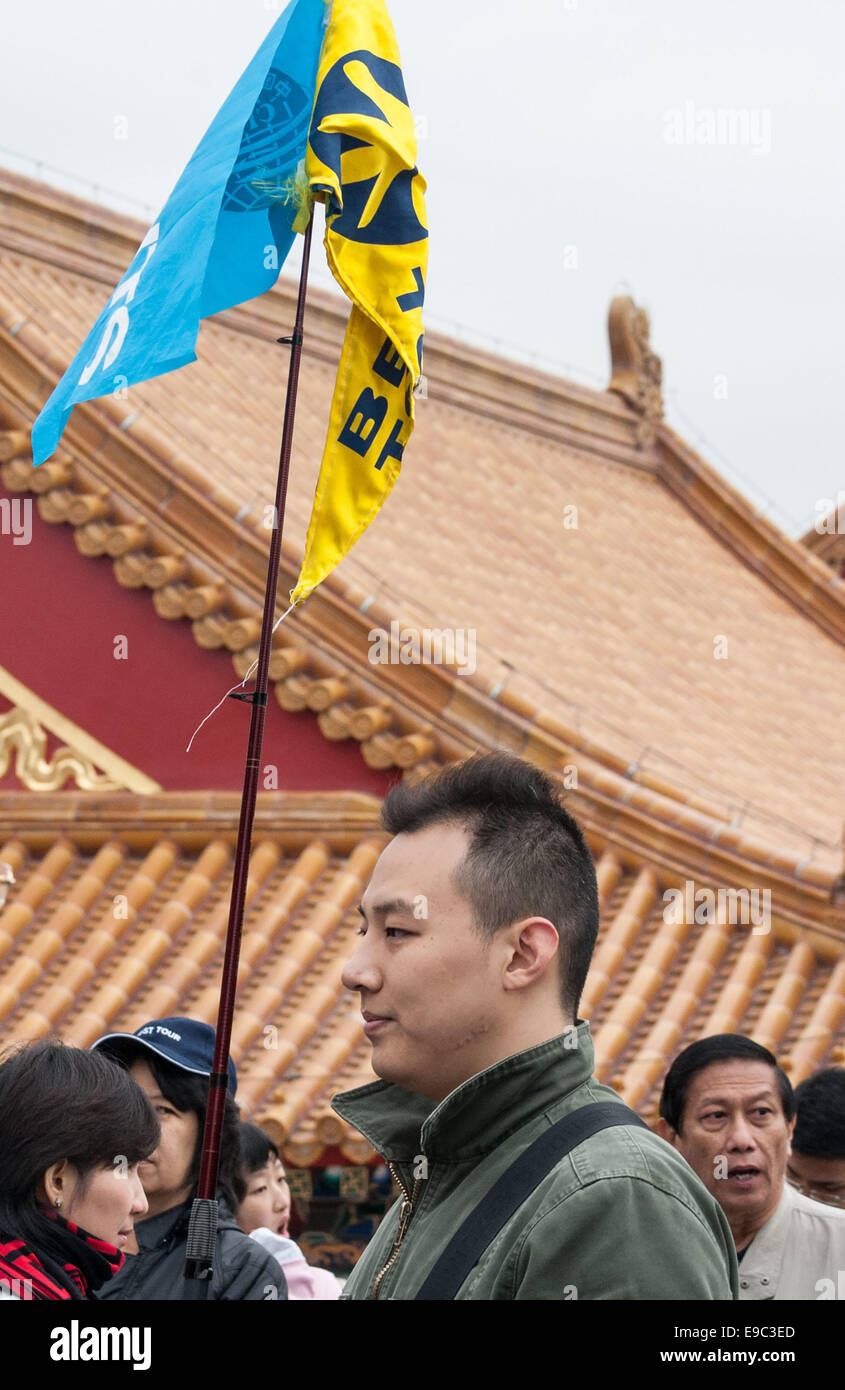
[{"xmin": 414, "ymin": 1101, "xmax": 649, "ymax": 1300}]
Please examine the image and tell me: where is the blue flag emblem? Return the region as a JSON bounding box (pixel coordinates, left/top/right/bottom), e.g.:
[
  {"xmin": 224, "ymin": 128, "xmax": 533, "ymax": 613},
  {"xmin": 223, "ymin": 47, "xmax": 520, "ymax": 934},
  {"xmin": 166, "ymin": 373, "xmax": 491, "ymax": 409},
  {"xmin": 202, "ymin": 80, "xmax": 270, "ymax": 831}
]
[
  {"xmin": 222, "ymin": 68, "xmax": 312, "ymax": 213},
  {"xmin": 31, "ymin": 0, "xmax": 325, "ymax": 466}
]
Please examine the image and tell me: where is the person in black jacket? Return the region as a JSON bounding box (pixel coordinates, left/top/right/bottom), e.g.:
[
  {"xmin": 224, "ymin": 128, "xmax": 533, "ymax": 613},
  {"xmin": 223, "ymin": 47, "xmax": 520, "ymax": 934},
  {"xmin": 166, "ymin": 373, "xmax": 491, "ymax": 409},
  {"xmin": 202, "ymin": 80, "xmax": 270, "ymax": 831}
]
[
  {"xmin": 0, "ymin": 1040, "xmax": 158, "ymax": 1299},
  {"xmin": 92, "ymin": 1017, "xmax": 287, "ymax": 1300}
]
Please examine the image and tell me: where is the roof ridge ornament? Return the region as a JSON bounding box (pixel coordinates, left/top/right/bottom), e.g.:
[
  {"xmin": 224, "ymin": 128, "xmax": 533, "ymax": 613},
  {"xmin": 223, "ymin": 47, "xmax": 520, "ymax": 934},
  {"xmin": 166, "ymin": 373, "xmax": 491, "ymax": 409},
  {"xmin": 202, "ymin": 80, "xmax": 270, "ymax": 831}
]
[{"xmin": 607, "ymin": 295, "xmax": 664, "ymax": 449}]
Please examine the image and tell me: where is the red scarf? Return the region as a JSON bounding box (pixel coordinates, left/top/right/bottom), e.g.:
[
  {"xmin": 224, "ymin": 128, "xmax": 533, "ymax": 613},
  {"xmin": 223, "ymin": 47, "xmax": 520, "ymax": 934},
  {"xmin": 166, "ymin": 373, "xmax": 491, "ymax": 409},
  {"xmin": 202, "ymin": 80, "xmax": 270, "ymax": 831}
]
[{"xmin": 0, "ymin": 1210, "xmax": 123, "ymax": 1300}]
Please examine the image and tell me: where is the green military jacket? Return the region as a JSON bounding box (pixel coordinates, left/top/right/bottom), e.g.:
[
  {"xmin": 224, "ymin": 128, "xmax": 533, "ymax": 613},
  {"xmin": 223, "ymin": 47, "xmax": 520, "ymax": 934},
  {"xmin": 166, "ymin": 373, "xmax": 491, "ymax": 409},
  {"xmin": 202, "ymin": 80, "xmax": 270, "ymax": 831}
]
[{"xmin": 332, "ymin": 1024, "xmax": 739, "ymax": 1300}]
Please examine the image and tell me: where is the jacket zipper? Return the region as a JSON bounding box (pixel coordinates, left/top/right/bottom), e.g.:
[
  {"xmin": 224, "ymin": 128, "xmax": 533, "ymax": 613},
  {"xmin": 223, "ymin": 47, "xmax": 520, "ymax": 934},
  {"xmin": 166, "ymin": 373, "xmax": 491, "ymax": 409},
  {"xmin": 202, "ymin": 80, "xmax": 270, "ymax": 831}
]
[{"xmin": 370, "ymin": 1162, "xmax": 423, "ymax": 1300}]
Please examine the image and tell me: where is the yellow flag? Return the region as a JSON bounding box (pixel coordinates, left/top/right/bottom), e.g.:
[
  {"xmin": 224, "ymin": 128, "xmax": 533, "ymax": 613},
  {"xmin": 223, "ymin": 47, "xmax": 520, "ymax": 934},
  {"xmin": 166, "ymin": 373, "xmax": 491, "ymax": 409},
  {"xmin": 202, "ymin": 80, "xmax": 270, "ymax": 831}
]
[{"xmin": 290, "ymin": 0, "xmax": 427, "ymax": 605}]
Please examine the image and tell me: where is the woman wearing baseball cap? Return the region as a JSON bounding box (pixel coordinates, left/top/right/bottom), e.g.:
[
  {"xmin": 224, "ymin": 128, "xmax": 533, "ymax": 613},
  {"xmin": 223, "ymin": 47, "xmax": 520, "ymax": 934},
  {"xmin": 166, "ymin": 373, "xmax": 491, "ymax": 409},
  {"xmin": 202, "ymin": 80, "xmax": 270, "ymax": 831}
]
[
  {"xmin": 0, "ymin": 1040, "xmax": 157, "ymax": 1299},
  {"xmin": 92, "ymin": 1017, "xmax": 287, "ymax": 1300}
]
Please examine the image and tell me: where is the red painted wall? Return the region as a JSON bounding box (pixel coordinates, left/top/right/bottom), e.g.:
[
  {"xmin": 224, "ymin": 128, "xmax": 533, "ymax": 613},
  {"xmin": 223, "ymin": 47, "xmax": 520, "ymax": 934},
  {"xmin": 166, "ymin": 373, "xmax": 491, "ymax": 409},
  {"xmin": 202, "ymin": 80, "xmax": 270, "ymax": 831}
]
[{"xmin": 0, "ymin": 479, "xmax": 395, "ymax": 795}]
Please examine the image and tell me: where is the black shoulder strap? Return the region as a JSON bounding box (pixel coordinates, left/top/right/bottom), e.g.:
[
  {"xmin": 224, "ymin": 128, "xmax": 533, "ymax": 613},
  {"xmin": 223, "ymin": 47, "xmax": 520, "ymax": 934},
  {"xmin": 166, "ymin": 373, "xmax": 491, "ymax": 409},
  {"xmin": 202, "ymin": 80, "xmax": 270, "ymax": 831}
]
[{"xmin": 414, "ymin": 1101, "xmax": 648, "ymax": 1300}]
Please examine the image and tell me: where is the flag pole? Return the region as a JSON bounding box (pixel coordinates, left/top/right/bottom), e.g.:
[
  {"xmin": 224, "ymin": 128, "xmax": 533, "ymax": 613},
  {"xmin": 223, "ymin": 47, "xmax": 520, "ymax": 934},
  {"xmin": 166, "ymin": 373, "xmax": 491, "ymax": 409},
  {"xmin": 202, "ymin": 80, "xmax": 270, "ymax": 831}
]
[{"xmin": 183, "ymin": 209, "xmax": 315, "ymax": 1297}]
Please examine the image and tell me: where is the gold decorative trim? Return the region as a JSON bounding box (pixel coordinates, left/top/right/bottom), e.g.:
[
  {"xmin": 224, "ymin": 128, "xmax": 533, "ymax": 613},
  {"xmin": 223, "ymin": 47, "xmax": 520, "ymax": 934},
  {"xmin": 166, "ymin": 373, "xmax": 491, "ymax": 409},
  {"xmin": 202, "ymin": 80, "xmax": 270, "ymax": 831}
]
[
  {"xmin": 0, "ymin": 704, "xmax": 122, "ymax": 791},
  {"xmin": 0, "ymin": 665, "xmax": 161, "ymax": 792}
]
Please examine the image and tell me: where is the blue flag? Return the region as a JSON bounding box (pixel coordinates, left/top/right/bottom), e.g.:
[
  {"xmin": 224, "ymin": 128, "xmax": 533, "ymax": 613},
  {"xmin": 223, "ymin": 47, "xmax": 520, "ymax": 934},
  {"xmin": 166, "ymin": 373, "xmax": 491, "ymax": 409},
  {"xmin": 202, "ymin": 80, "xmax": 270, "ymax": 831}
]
[{"xmin": 32, "ymin": 0, "xmax": 326, "ymax": 466}]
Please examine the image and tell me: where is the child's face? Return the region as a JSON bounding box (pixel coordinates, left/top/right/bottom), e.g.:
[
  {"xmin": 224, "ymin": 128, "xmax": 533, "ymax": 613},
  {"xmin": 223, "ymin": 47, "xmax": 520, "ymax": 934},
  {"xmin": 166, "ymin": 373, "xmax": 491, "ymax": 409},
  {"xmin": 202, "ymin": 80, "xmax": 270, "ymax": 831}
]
[{"xmin": 238, "ymin": 1156, "xmax": 291, "ymax": 1236}]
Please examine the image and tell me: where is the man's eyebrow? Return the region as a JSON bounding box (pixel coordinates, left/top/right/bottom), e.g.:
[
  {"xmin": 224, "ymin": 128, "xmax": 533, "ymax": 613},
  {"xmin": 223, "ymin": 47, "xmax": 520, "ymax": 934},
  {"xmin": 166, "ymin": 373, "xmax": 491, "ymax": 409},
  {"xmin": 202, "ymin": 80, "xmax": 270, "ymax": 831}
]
[
  {"xmin": 357, "ymin": 898, "xmax": 416, "ymax": 920},
  {"xmin": 697, "ymin": 1090, "xmax": 777, "ymax": 1107}
]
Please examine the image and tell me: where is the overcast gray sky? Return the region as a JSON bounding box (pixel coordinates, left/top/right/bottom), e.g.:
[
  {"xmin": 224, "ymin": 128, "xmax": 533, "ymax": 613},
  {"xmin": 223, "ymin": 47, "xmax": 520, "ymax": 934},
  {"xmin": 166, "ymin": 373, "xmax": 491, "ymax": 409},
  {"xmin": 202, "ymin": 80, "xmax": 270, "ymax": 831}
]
[{"xmin": 3, "ymin": 0, "xmax": 843, "ymax": 537}]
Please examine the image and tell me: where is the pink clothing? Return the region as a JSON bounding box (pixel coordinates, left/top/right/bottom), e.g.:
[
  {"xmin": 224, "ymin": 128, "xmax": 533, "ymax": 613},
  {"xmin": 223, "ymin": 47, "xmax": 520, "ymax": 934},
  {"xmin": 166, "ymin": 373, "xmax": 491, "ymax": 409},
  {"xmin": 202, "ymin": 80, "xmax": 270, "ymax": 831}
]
[
  {"xmin": 282, "ymin": 1253, "xmax": 344, "ymax": 1300},
  {"xmin": 249, "ymin": 1229, "xmax": 342, "ymax": 1300}
]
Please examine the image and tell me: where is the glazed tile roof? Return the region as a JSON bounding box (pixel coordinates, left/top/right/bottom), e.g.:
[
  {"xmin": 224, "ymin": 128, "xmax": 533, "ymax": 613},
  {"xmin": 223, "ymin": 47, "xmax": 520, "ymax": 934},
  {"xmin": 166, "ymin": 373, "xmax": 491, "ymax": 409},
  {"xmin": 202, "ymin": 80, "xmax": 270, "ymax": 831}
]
[
  {"xmin": 0, "ymin": 794, "xmax": 842, "ymax": 1163},
  {"xmin": 0, "ymin": 171, "xmax": 842, "ymax": 875},
  {"xmin": 0, "ymin": 793, "xmax": 384, "ymax": 1162}
]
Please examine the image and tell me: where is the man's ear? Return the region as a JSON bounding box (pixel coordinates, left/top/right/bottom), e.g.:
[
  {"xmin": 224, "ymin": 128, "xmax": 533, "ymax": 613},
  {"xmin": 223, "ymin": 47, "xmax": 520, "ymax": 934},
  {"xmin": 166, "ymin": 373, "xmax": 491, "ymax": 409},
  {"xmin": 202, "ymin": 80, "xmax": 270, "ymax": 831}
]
[
  {"xmin": 502, "ymin": 917, "xmax": 559, "ymax": 991},
  {"xmin": 657, "ymin": 1117, "xmax": 679, "ymax": 1148}
]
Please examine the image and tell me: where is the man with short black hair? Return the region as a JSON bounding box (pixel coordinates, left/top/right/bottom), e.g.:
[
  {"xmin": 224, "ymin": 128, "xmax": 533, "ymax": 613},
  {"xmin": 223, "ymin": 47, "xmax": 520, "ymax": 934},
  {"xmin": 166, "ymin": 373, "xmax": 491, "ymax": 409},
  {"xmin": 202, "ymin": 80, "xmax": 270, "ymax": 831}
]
[
  {"xmin": 790, "ymin": 1067, "xmax": 845, "ymax": 1210},
  {"xmin": 658, "ymin": 1035, "xmax": 845, "ymax": 1299},
  {"xmin": 332, "ymin": 752, "xmax": 737, "ymax": 1300}
]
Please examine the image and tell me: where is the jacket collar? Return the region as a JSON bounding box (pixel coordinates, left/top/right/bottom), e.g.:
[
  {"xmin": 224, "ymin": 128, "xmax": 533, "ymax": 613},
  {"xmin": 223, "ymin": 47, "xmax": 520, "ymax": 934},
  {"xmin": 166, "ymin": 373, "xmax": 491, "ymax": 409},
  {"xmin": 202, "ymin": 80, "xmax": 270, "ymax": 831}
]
[
  {"xmin": 332, "ymin": 1022, "xmax": 594, "ymax": 1161},
  {"xmin": 133, "ymin": 1198, "xmax": 192, "ymax": 1252}
]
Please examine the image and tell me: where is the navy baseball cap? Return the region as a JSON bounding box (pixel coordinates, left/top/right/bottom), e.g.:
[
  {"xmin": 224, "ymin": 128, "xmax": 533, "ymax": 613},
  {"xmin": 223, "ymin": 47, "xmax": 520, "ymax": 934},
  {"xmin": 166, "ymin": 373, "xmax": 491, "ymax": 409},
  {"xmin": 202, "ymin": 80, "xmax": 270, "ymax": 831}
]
[{"xmin": 91, "ymin": 1016, "xmax": 238, "ymax": 1096}]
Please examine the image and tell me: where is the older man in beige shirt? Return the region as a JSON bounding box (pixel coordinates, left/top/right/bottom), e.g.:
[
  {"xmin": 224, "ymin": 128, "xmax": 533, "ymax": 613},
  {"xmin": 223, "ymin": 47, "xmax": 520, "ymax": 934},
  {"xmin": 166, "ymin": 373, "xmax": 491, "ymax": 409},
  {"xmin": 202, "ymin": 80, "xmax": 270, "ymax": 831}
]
[{"xmin": 658, "ymin": 1034, "xmax": 845, "ymax": 1300}]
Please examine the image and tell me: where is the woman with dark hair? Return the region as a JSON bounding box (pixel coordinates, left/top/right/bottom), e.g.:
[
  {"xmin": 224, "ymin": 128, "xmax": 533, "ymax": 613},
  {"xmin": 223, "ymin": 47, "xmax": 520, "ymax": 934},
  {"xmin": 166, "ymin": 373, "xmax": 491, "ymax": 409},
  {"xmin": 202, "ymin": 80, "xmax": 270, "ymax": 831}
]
[
  {"xmin": 91, "ymin": 1017, "xmax": 287, "ymax": 1300},
  {"xmin": 234, "ymin": 1121, "xmax": 341, "ymax": 1300},
  {"xmin": 0, "ymin": 1040, "xmax": 158, "ymax": 1300}
]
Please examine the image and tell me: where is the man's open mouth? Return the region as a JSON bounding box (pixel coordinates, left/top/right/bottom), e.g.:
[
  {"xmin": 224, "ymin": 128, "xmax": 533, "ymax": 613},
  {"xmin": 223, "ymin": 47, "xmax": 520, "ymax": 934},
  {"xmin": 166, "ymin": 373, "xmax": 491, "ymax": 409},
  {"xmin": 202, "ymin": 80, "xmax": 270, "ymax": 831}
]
[{"xmin": 727, "ymin": 1166, "xmax": 760, "ymax": 1184}]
